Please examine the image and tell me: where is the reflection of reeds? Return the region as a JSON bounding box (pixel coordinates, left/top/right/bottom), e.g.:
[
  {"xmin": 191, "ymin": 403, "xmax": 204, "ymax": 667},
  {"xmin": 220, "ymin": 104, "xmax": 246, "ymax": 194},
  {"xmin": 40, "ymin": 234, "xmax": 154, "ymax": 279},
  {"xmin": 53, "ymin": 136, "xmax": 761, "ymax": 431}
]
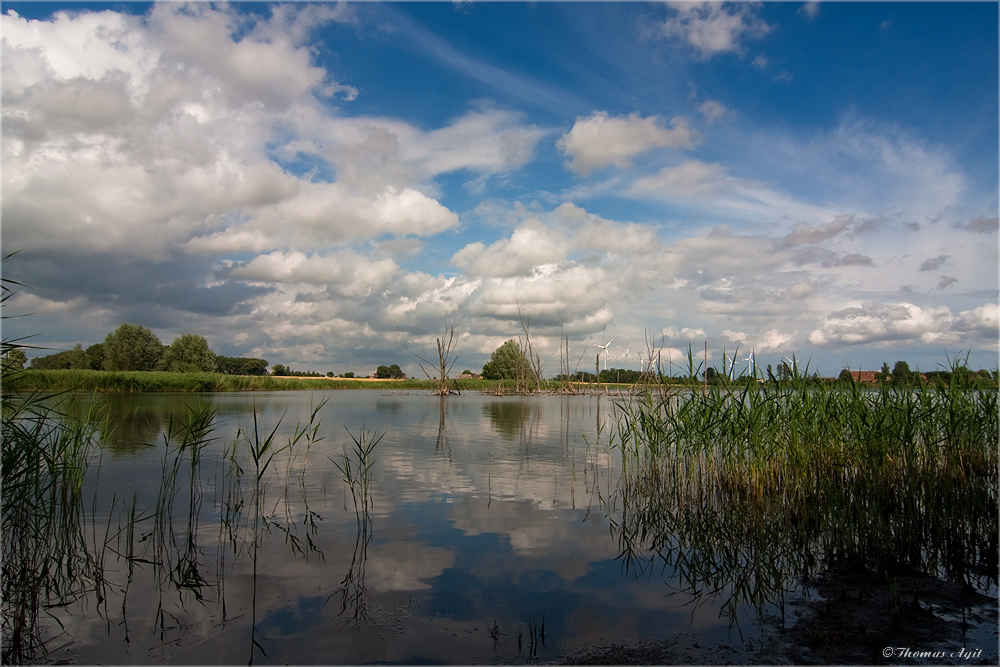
[
  {"xmin": 2, "ymin": 282, "xmax": 337, "ymax": 664},
  {"xmin": 611, "ymin": 366, "xmax": 998, "ymax": 622},
  {"xmin": 521, "ymin": 611, "xmax": 545, "ymax": 658},
  {"xmin": 1, "ymin": 391, "xmax": 105, "ymax": 663},
  {"xmin": 329, "ymin": 427, "xmax": 383, "ymax": 627},
  {"xmin": 487, "ymin": 617, "xmax": 503, "ymax": 653},
  {"xmin": 235, "ymin": 400, "xmax": 328, "ymax": 663}
]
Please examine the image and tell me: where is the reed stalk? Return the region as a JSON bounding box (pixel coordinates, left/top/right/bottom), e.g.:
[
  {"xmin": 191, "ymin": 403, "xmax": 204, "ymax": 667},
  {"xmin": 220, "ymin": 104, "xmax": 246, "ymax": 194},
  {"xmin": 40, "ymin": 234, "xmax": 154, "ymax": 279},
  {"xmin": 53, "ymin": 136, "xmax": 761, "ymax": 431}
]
[
  {"xmin": 1, "ymin": 391, "xmax": 106, "ymax": 663},
  {"xmin": 611, "ymin": 363, "xmax": 998, "ymax": 620}
]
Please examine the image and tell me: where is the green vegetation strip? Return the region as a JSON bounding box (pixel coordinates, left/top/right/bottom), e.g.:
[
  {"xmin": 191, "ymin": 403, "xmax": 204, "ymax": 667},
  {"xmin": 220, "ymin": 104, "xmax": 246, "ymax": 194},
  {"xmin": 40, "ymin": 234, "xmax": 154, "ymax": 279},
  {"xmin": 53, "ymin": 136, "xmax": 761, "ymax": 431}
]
[
  {"xmin": 611, "ymin": 373, "xmax": 998, "ymax": 618},
  {"xmin": 2, "ymin": 369, "xmax": 603, "ymax": 393},
  {"xmin": 2, "ymin": 369, "xmax": 431, "ymax": 392}
]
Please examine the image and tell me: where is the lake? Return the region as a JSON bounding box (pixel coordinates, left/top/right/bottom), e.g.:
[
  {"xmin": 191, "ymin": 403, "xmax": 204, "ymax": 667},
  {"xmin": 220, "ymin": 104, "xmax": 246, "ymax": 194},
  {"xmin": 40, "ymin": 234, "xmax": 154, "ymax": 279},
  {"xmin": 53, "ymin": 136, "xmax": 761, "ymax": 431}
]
[{"xmin": 28, "ymin": 390, "xmax": 767, "ymax": 665}]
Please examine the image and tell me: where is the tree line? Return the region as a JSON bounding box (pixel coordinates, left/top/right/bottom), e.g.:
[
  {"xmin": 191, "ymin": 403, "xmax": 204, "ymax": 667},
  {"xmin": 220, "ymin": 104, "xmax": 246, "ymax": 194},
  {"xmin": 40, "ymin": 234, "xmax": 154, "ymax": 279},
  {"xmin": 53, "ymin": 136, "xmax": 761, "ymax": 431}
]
[
  {"xmin": 836, "ymin": 360, "xmax": 996, "ymax": 387},
  {"xmin": 9, "ymin": 323, "xmax": 995, "ymax": 387},
  {"xmin": 13, "ymin": 323, "xmax": 269, "ymax": 375}
]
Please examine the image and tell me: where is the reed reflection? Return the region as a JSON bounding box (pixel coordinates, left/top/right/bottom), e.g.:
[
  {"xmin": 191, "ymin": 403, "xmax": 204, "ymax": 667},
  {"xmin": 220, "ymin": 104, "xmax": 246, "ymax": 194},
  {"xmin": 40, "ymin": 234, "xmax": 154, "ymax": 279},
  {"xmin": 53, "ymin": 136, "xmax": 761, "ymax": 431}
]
[
  {"xmin": 610, "ymin": 379, "xmax": 999, "ymax": 624},
  {"xmin": 329, "ymin": 428, "xmax": 381, "ymax": 628}
]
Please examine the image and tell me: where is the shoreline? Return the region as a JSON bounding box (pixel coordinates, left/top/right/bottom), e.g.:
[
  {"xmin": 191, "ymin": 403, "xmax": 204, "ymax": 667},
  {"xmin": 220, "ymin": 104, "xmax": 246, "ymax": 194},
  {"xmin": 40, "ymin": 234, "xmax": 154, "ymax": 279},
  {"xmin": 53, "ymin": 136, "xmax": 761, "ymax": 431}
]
[{"xmin": 1, "ymin": 368, "xmax": 698, "ymax": 394}]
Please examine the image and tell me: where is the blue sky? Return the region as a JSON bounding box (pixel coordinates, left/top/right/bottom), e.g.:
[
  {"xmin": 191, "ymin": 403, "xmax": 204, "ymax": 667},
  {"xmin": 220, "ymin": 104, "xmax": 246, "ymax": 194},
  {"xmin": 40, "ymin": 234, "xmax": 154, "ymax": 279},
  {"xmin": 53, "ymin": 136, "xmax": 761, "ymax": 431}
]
[{"xmin": 3, "ymin": 1, "xmax": 997, "ymax": 377}]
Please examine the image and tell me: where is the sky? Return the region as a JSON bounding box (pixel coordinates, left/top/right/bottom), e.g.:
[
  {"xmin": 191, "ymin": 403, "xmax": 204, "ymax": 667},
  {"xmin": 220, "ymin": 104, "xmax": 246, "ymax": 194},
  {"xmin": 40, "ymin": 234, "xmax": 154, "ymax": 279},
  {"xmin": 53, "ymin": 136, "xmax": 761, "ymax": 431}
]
[{"xmin": 2, "ymin": 0, "xmax": 998, "ymax": 378}]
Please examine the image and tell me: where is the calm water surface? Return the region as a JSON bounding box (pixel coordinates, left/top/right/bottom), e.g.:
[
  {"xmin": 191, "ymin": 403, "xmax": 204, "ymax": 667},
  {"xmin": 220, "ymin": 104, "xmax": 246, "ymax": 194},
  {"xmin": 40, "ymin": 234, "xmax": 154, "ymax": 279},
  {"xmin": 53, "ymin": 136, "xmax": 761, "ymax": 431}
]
[{"xmin": 47, "ymin": 390, "xmax": 763, "ymax": 664}]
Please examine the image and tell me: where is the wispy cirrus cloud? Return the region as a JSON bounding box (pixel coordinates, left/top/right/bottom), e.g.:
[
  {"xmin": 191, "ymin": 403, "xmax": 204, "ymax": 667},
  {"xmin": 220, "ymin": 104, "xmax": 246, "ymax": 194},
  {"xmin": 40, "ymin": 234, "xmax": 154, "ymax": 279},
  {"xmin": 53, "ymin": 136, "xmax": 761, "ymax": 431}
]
[{"xmin": 379, "ymin": 4, "xmax": 581, "ymax": 115}]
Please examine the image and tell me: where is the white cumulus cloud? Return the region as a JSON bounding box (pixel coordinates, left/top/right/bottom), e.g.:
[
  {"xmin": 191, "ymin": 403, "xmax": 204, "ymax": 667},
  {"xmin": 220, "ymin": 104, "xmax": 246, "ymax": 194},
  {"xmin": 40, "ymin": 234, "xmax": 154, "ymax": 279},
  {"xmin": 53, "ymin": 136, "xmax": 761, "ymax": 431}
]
[
  {"xmin": 808, "ymin": 302, "xmax": 998, "ymax": 347},
  {"xmin": 558, "ymin": 111, "xmax": 696, "ymax": 175}
]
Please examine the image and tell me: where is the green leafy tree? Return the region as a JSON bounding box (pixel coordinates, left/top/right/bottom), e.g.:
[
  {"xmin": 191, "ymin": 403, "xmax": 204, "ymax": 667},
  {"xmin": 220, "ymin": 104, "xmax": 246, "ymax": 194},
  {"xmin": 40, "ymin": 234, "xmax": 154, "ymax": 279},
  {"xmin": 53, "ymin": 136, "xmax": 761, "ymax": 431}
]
[
  {"xmin": 29, "ymin": 344, "xmax": 89, "ymax": 370},
  {"xmin": 160, "ymin": 334, "xmax": 217, "ymax": 373},
  {"xmin": 375, "ymin": 364, "xmax": 404, "ymax": 379},
  {"xmin": 216, "ymin": 356, "xmax": 268, "ymax": 375},
  {"xmin": 838, "ymin": 368, "xmax": 854, "ymax": 383},
  {"xmin": 85, "ymin": 343, "xmax": 104, "ymax": 370},
  {"xmin": 30, "ymin": 351, "xmax": 69, "ymax": 370},
  {"xmin": 2, "ymin": 348, "xmax": 26, "ymax": 372},
  {"xmin": 66, "ymin": 343, "xmax": 89, "ymax": 369},
  {"xmin": 481, "ymin": 340, "xmax": 530, "ymax": 380},
  {"xmin": 891, "ymin": 360, "xmax": 913, "ymax": 384},
  {"xmin": 103, "ymin": 323, "xmax": 163, "ymax": 371},
  {"xmin": 271, "ymin": 363, "xmax": 289, "ymax": 377}
]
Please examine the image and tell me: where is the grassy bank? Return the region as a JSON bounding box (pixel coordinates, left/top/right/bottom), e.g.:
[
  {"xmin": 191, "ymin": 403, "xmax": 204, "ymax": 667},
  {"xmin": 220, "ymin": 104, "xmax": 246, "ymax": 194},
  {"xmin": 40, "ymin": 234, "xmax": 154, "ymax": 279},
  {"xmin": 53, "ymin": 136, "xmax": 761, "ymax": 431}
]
[
  {"xmin": 1, "ymin": 369, "xmax": 594, "ymax": 393},
  {"xmin": 1, "ymin": 369, "xmax": 442, "ymax": 392}
]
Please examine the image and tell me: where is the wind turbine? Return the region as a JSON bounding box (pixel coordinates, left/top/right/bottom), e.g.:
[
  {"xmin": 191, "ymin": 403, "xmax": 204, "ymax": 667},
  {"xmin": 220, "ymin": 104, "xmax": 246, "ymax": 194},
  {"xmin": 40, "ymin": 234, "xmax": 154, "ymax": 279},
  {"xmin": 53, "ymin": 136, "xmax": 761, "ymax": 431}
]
[
  {"xmin": 619, "ymin": 345, "xmax": 633, "ymax": 369},
  {"xmin": 595, "ymin": 338, "xmax": 613, "ymax": 370},
  {"xmin": 784, "ymin": 355, "xmax": 797, "ymax": 375},
  {"xmin": 744, "ymin": 350, "xmax": 755, "ymax": 378},
  {"xmin": 638, "ymin": 352, "xmax": 650, "ymax": 374},
  {"xmin": 725, "ymin": 344, "xmax": 740, "ymax": 380}
]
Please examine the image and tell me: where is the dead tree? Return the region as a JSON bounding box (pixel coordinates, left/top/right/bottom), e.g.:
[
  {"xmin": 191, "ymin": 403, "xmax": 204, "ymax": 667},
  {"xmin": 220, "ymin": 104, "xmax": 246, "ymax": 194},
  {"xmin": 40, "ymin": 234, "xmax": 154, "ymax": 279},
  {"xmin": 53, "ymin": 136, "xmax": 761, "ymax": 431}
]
[
  {"xmin": 401, "ymin": 320, "xmax": 462, "ymax": 396},
  {"xmin": 517, "ymin": 305, "xmax": 543, "ymax": 393}
]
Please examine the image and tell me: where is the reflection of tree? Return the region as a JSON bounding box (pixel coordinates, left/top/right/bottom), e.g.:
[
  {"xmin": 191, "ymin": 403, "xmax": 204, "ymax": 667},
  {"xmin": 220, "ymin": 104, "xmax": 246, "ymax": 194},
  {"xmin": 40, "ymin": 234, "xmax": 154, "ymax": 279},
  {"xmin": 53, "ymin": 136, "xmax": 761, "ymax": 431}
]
[
  {"xmin": 483, "ymin": 401, "xmax": 533, "ymax": 441},
  {"xmin": 4, "ymin": 392, "xmax": 341, "ymax": 664},
  {"xmin": 436, "ymin": 396, "xmax": 450, "ymax": 458},
  {"xmin": 86, "ymin": 394, "xmax": 213, "ymax": 455}
]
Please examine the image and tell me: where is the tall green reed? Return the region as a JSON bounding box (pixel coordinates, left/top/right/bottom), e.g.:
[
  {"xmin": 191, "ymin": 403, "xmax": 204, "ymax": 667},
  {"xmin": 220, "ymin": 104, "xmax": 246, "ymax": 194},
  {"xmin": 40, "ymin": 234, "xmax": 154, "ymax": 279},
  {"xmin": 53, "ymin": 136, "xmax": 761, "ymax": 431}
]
[
  {"xmin": 2, "ymin": 262, "xmax": 112, "ymax": 662},
  {"xmin": 611, "ymin": 363, "xmax": 998, "ymax": 621},
  {"xmin": 1, "ymin": 391, "xmax": 107, "ymax": 663}
]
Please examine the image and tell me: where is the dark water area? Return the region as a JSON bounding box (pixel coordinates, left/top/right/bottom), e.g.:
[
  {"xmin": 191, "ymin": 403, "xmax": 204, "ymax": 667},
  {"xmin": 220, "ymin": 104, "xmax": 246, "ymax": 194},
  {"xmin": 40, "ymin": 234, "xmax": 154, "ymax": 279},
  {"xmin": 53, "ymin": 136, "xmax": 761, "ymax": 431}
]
[
  {"xmin": 25, "ymin": 391, "xmax": 761, "ymax": 665},
  {"xmin": 8, "ymin": 388, "xmax": 998, "ymax": 665}
]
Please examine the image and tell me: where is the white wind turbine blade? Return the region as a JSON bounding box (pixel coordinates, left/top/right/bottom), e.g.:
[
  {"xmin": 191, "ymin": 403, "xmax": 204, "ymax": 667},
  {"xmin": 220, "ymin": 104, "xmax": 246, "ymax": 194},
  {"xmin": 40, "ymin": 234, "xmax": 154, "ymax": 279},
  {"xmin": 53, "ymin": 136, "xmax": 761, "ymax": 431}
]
[{"xmin": 595, "ymin": 338, "xmax": 613, "ymax": 370}]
